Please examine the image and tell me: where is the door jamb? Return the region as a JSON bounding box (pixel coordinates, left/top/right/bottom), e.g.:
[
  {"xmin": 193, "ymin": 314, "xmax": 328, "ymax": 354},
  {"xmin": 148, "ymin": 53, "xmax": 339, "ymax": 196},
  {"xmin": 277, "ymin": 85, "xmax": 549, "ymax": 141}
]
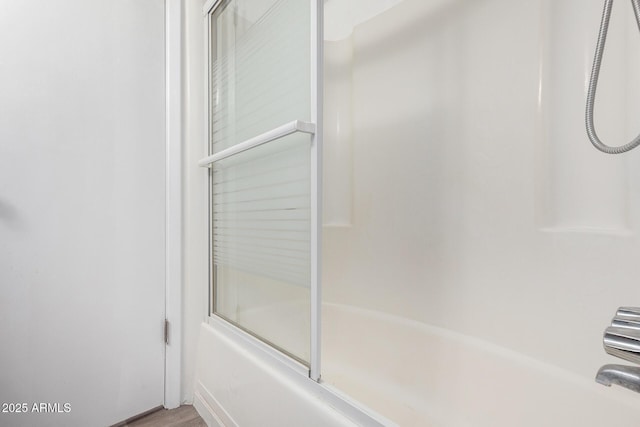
[{"xmin": 165, "ymin": 0, "xmax": 183, "ymax": 409}]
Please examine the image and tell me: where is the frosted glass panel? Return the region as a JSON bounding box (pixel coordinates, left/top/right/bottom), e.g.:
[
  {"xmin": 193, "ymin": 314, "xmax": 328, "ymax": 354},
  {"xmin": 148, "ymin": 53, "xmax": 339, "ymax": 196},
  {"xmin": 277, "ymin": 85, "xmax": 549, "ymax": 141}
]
[
  {"xmin": 210, "ymin": 0, "xmax": 311, "ymax": 154},
  {"xmin": 212, "ymin": 133, "xmax": 311, "ymax": 363},
  {"xmin": 208, "ymin": 0, "xmax": 314, "ymax": 365}
]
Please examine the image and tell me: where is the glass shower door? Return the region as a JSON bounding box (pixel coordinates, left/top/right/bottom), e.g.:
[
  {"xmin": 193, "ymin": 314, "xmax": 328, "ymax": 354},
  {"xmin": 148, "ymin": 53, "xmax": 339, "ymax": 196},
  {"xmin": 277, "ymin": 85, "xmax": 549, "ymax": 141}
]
[{"xmin": 201, "ymin": 0, "xmax": 322, "ymax": 378}]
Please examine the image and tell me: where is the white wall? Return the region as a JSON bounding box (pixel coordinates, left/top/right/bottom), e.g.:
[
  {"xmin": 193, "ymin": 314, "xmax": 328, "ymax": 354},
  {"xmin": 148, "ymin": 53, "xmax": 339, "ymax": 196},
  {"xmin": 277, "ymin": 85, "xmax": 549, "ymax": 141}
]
[
  {"xmin": 0, "ymin": 1, "xmax": 166, "ymax": 425},
  {"xmin": 322, "ymin": 0, "xmax": 640, "ymax": 384}
]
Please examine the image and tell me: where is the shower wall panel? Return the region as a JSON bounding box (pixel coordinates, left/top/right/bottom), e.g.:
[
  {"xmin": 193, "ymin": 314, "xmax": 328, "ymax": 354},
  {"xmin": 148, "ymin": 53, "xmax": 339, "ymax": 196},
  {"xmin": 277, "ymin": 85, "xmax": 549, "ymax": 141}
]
[
  {"xmin": 539, "ymin": 0, "xmax": 632, "ymax": 231},
  {"xmin": 322, "ymin": 0, "xmax": 640, "ymax": 386},
  {"xmin": 323, "ymin": 37, "xmax": 354, "ymax": 226}
]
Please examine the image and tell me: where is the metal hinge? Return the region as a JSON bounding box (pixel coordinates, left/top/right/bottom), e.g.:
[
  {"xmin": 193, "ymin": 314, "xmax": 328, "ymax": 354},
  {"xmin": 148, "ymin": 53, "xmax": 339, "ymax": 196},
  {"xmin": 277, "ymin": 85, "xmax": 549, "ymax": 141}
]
[{"xmin": 164, "ymin": 319, "xmax": 169, "ymax": 345}]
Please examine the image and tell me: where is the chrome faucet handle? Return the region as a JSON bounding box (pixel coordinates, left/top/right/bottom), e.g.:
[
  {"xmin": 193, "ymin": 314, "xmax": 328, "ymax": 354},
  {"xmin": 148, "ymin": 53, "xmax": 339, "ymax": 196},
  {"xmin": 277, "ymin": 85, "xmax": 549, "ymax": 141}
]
[
  {"xmin": 616, "ymin": 307, "xmax": 640, "ymax": 320},
  {"xmin": 604, "ymin": 326, "xmax": 640, "ymax": 365},
  {"xmin": 611, "ymin": 315, "xmax": 640, "ymax": 330}
]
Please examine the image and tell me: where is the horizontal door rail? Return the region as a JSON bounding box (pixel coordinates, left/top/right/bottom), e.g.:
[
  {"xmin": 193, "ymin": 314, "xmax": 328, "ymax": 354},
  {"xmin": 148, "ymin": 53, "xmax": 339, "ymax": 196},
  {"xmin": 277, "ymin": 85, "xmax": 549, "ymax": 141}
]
[{"xmin": 199, "ymin": 120, "xmax": 316, "ymax": 168}]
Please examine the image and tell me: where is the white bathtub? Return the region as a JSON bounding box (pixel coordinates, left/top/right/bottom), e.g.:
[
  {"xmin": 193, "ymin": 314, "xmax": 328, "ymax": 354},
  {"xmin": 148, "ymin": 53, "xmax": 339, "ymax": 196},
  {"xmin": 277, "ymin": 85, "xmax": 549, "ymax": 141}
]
[
  {"xmin": 194, "ymin": 302, "xmax": 640, "ymax": 426},
  {"xmin": 321, "ymin": 303, "xmax": 640, "ymax": 426}
]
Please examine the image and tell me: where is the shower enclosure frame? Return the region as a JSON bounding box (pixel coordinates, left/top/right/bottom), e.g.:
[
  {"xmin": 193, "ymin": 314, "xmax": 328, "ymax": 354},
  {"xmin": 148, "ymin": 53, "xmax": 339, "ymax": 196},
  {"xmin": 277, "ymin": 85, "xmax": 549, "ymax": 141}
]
[
  {"xmin": 201, "ymin": 0, "xmax": 323, "ymax": 382},
  {"xmin": 194, "ymin": 2, "xmax": 393, "ymax": 425}
]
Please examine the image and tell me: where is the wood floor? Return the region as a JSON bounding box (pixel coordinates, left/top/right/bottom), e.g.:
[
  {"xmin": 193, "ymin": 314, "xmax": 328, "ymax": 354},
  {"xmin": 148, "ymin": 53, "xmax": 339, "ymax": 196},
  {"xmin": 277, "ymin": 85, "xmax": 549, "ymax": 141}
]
[{"xmin": 122, "ymin": 406, "xmax": 207, "ymax": 427}]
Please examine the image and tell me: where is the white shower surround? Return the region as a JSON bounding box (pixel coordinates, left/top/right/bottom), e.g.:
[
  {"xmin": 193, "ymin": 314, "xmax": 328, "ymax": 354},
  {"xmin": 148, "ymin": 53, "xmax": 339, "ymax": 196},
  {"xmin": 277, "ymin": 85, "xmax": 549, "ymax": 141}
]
[
  {"xmin": 323, "ymin": 0, "xmax": 640, "ymax": 392},
  {"xmin": 191, "ymin": 0, "xmax": 640, "ymax": 425}
]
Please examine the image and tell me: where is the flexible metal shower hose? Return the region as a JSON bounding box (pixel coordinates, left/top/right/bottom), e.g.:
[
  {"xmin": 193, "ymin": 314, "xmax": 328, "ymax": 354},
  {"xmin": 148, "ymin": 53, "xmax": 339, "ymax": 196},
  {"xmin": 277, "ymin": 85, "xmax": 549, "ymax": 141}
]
[{"xmin": 586, "ymin": 0, "xmax": 640, "ymax": 154}]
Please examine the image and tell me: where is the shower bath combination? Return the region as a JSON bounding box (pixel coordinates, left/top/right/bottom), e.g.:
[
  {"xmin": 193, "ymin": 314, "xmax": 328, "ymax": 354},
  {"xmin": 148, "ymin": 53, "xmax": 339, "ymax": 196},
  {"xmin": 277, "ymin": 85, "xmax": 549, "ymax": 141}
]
[{"xmin": 194, "ymin": 0, "xmax": 640, "ymax": 426}]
